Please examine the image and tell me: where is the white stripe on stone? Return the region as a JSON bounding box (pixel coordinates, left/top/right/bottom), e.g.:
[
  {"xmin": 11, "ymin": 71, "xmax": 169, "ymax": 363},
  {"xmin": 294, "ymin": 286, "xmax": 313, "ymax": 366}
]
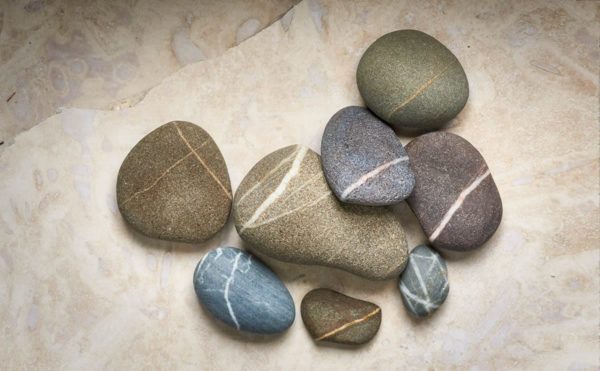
[
  {"xmin": 224, "ymin": 252, "xmax": 242, "ymax": 329},
  {"xmin": 241, "ymin": 147, "xmax": 308, "ymax": 232},
  {"xmin": 429, "ymin": 168, "xmax": 491, "ymax": 242},
  {"xmin": 340, "ymin": 156, "xmax": 409, "ymax": 199},
  {"xmin": 245, "ymin": 191, "xmax": 331, "ymax": 230},
  {"xmin": 237, "ymin": 146, "xmax": 300, "ymax": 204},
  {"xmin": 400, "ymin": 282, "xmax": 438, "ymax": 311},
  {"xmin": 196, "ymin": 247, "xmax": 223, "ymax": 284},
  {"xmin": 410, "ymin": 258, "xmax": 432, "ymax": 302}
]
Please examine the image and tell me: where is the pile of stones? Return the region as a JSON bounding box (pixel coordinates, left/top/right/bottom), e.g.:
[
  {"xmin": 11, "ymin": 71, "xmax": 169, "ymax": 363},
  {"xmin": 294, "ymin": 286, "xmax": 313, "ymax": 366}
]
[{"xmin": 117, "ymin": 30, "xmax": 502, "ymax": 345}]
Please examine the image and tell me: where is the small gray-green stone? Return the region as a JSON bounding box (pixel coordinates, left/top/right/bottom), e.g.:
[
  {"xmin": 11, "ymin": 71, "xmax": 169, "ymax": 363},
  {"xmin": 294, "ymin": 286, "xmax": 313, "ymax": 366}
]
[
  {"xmin": 398, "ymin": 245, "xmax": 449, "ymax": 317},
  {"xmin": 357, "ymin": 30, "xmax": 469, "ymax": 131}
]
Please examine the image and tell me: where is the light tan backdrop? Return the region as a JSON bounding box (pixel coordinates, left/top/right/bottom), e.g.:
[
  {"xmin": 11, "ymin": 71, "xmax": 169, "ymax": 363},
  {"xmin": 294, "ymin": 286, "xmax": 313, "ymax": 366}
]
[{"xmin": 0, "ymin": 0, "xmax": 598, "ymax": 369}]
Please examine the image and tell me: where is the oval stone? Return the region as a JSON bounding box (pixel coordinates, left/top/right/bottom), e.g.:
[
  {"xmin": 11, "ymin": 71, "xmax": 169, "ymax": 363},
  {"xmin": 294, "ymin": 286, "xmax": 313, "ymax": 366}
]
[
  {"xmin": 116, "ymin": 121, "xmax": 232, "ymax": 243},
  {"xmin": 398, "ymin": 245, "xmax": 449, "ymax": 317},
  {"xmin": 406, "ymin": 132, "xmax": 502, "ymax": 251},
  {"xmin": 321, "ymin": 106, "xmax": 415, "ymax": 206},
  {"xmin": 301, "ymin": 288, "xmax": 381, "ymax": 345},
  {"xmin": 357, "ymin": 30, "xmax": 469, "ymax": 131},
  {"xmin": 233, "ymin": 145, "xmax": 408, "ymax": 280},
  {"xmin": 193, "ymin": 247, "xmax": 295, "ymax": 334}
]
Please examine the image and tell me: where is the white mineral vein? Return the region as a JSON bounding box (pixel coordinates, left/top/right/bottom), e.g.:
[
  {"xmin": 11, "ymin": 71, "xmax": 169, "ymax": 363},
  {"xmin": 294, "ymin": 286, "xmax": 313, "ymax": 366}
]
[
  {"xmin": 241, "ymin": 146, "xmax": 308, "ymax": 231},
  {"xmin": 197, "ymin": 248, "xmax": 222, "ymax": 285},
  {"xmin": 411, "ymin": 259, "xmax": 432, "ymax": 302},
  {"xmin": 340, "ymin": 156, "xmax": 409, "ymax": 199},
  {"xmin": 244, "ymin": 191, "xmax": 331, "ymax": 230},
  {"xmin": 224, "ymin": 252, "xmax": 242, "ymax": 329},
  {"xmin": 236, "ymin": 147, "xmax": 300, "ymax": 204},
  {"xmin": 429, "ymin": 168, "xmax": 491, "ymax": 242},
  {"xmin": 400, "ymin": 282, "xmax": 438, "ymax": 311}
]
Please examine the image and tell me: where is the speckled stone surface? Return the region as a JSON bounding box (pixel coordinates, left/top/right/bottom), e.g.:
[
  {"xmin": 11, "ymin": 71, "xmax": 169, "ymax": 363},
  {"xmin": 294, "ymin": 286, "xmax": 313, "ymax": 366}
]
[
  {"xmin": 321, "ymin": 106, "xmax": 415, "ymax": 206},
  {"xmin": 193, "ymin": 247, "xmax": 295, "ymax": 334},
  {"xmin": 301, "ymin": 288, "xmax": 381, "ymax": 345},
  {"xmin": 399, "ymin": 245, "xmax": 449, "ymax": 318},
  {"xmin": 233, "ymin": 145, "xmax": 408, "ymax": 280},
  {"xmin": 1, "ymin": 0, "xmax": 598, "ymax": 369},
  {"xmin": 117, "ymin": 121, "xmax": 232, "ymax": 243},
  {"xmin": 357, "ymin": 29, "xmax": 469, "ymax": 131},
  {"xmin": 406, "ymin": 132, "xmax": 502, "ymax": 251}
]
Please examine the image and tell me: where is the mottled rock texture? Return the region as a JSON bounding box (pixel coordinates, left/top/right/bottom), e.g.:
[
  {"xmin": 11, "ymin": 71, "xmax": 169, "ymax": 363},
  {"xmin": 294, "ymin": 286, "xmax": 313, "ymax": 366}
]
[
  {"xmin": 193, "ymin": 247, "xmax": 295, "ymax": 334},
  {"xmin": 357, "ymin": 29, "xmax": 469, "ymax": 131},
  {"xmin": 301, "ymin": 288, "xmax": 381, "ymax": 345},
  {"xmin": 399, "ymin": 245, "xmax": 449, "ymax": 317},
  {"xmin": 117, "ymin": 121, "xmax": 232, "ymax": 243},
  {"xmin": 406, "ymin": 132, "xmax": 502, "ymax": 251},
  {"xmin": 233, "ymin": 145, "xmax": 408, "ymax": 280},
  {"xmin": 321, "ymin": 106, "xmax": 415, "ymax": 206}
]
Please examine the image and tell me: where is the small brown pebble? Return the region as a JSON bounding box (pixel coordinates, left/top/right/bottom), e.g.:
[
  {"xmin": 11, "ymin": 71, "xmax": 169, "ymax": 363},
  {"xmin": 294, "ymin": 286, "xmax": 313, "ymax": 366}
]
[{"xmin": 301, "ymin": 288, "xmax": 381, "ymax": 345}]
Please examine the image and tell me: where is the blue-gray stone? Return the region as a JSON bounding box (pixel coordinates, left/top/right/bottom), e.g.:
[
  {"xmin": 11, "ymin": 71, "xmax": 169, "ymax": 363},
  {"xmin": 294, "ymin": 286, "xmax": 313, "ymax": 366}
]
[
  {"xmin": 193, "ymin": 247, "xmax": 295, "ymax": 334},
  {"xmin": 398, "ymin": 245, "xmax": 449, "ymax": 317},
  {"xmin": 321, "ymin": 106, "xmax": 415, "ymax": 206}
]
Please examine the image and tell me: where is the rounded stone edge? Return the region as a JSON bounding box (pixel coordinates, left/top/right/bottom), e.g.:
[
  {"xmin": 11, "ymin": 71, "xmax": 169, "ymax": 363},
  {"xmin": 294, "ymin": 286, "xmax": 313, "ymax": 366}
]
[
  {"xmin": 116, "ymin": 121, "xmax": 232, "ymax": 244},
  {"xmin": 398, "ymin": 245, "xmax": 450, "ymax": 318},
  {"xmin": 300, "ymin": 288, "xmax": 382, "ymax": 346},
  {"xmin": 356, "ymin": 29, "xmax": 470, "ymax": 131},
  {"xmin": 192, "ymin": 246, "xmax": 296, "ymax": 335}
]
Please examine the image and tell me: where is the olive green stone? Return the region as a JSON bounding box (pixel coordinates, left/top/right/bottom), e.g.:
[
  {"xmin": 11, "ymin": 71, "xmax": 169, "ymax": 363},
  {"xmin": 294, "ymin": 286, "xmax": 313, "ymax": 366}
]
[
  {"xmin": 233, "ymin": 145, "xmax": 408, "ymax": 280},
  {"xmin": 117, "ymin": 121, "xmax": 232, "ymax": 243},
  {"xmin": 301, "ymin": 288, "xmax": 381, "ymax": 345},
  {"xmin": 357, "ymin": 29, "xmax": 469, "ymax": 131}
]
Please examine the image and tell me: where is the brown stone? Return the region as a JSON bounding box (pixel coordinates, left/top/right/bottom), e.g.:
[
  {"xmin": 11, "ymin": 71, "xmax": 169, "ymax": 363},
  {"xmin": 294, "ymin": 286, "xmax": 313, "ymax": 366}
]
[
  {"xmin": 406, "ymin": 132, "xmax": 502, "ymax": 251},
  {"xmin": 117, "ymin": 121, "xmax": 232, "ymax": 243},
  {"xmin": 301, "ymin": 288, "xmax": 381, "ymax": 345}
]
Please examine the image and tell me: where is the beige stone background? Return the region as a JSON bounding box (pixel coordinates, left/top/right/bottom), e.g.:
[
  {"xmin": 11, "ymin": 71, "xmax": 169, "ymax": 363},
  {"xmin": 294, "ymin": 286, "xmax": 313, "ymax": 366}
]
[
  {"xmin": 0, "ymin": 0, "xmax": 298, "ymax": 147},
  {"xmin": 0, "ymin": 0, "xmax": 599, "ymax": 369}
]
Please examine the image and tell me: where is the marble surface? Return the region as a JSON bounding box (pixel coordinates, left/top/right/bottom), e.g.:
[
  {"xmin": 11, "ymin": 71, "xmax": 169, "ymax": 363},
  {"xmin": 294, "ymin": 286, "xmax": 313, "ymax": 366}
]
[
  {"xmin": 0, "ymin": 0, "xmax": 598, "ymax": 369},
  {"xmin": 0, "ymin": 0, "xmax": 298, "ymax": 147}
]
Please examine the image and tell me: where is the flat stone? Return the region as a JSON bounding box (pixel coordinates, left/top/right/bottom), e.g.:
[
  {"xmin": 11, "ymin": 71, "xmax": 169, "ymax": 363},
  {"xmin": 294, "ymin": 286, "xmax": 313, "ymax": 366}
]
[
  {"xmin": 116, "ymin": 121, "xmax": 232, "ymax": 243},
  {"xmin": 321, "ymin": 106, "xmax": 415, "ymax": 206},
  {"xmin": 357, "ymin": 30, "xmax": 469, "ymax": 131},
  {"xmin": 233, "ymin": 145, "xmax": 408, "ymax": 280},
  {"xmin": 398, "ymin": 245, "xmax": 449, "ymax": 317},
  {"xmin": 406, "ymin": 132, "xmax": 502, "ymax": 251},
  {"xmin": 301, "ymin": 288, "xmax": 381, "ymax": 345},
  {"xmin": 193, "ymin": 246, "xmax": 295, "ymax": 334}
]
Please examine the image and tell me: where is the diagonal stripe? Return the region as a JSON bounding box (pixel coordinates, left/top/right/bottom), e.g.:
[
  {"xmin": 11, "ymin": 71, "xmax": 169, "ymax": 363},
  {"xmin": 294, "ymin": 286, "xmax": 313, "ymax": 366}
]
[
  {"xmin": 175, "ymin": 123, "xmax": 232, "ymax": 200},
  {"xmin": 236, "ymin": 146, "xmax": 300, "ymax": 204},
  {"xmin": 387, "ymin": 60, "xmax": 457, "ymax": 120},
  {"xmin": 429, "ymin": 168, "xmax": 491, "ymax": 242},
  {"xmin": 240, "ymin": 146, "xmax": 308, "ymax": 231},
  {"xmin": 121, "ymin": 140, "xmax": 209, "ymax": 205},
  {"xmin": 243, "ymin": 191, "xmax": 331, "ymax": 230},
  {"xmin": 340, "ymin": 156, "xmax": 409, "ymax": 199},
  {"xmin": 315, "ymin": 307, "xmax": 381, "ymax": 341}
]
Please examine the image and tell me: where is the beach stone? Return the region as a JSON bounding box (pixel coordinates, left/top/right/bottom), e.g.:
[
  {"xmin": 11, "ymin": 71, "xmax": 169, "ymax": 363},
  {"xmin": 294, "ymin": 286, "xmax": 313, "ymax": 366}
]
[
  {"xmin": 193, "ymin": 247, "xmax": 295, "ymax": 334},
  {"xmin": 398, "ymin": 245, "xmax": 449, "ymax": 317},
  {"xmin": 117, "ymin": 121, "xmax": 232, "ymax": 243},
  {"xmin": 321, "ymin": 106, "xmax": 415, "ymax": 206},
  {"xmin": 233, "ymin": 145, "xmax": 408, "ymax": 280},
  {"xmin": 301, "ymin": 289, "xmax": 381, "ymax": 345},
  {"xmin": 406, "ymin": 132, "xmax": 502, "ymax": 251},
  {"xmin": 357, "ymin": 30, "xmax": 469, "ymax": 131}
]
